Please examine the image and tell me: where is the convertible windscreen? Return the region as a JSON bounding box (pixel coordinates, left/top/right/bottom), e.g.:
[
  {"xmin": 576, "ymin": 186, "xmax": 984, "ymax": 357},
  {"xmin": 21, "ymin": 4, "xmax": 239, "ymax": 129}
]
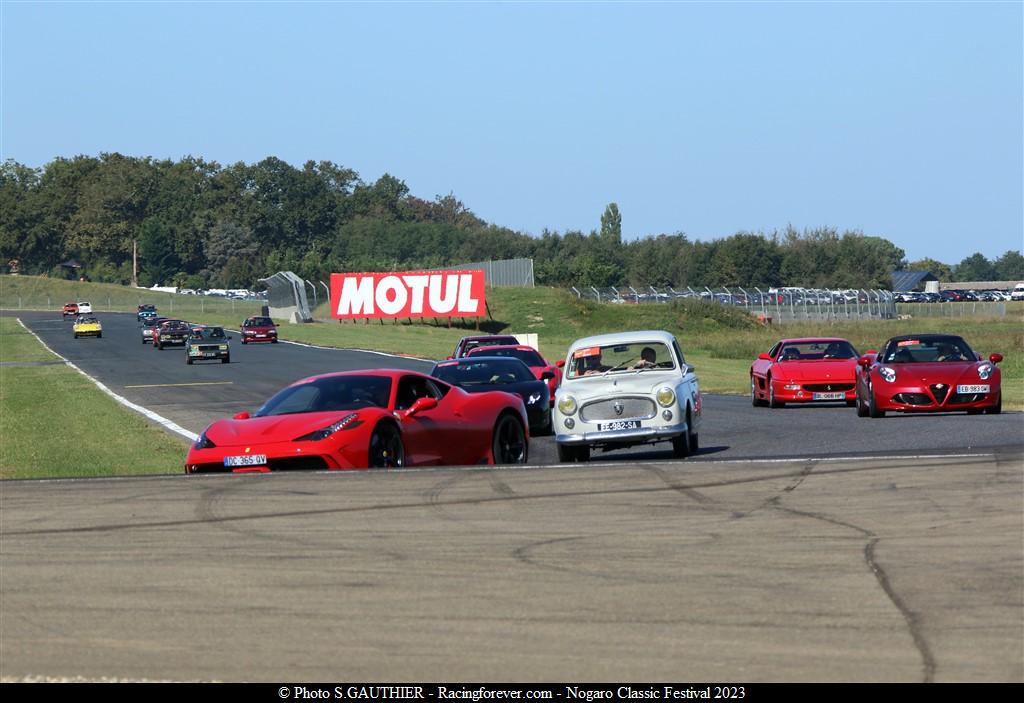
[
  {"xmin": 567, "ymin": 342, "xmax": 674, "ymax": 378},
  {"xmin": 256, "ymin": 376, "xmax": 393, "ymax": 416},
  {"xmin": 881, "ymin": 337, "xmax": 975, "ymax": 363},
  {"xmin": 471, "ymin": 348, "xmax": 545, "ymax": 366}
]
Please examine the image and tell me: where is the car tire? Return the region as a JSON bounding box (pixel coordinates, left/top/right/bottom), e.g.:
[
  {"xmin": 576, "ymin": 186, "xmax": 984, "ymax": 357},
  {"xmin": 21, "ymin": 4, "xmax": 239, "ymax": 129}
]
[
  {"xmin": 856, "ymin": 389, "xmax": 870, "ymax": 417},
  {"xmin": 846, "ymin": 399, "xmax": 857, "ymax": 407},
  {"xmin": 186, "ymin": 357, "xmax": 193, "ymax": 365},
  {"xmin": 97, "ymin": 333, "xmax": 101, "ymax": 338},
  {"xmin": 769, "ymin": 381, "xmax": 785, "ymax": 408},
  {"xmin": 241, "ymin": 338, "xmax": 247, "ymax": 345},
  {"xmin": 868, "ymin": 386, "xmax": 886, "ymax": 418},
  {"xmin": 557, "ymin": 443, "xmax": 589, "ymax": 463},
  {"xmin": 222, "ymin": 356, "xmax": 230, "ymax": 364},
  {"xmin": 492, "ymin": 414, "xmax": 528, "ymax": 465},
  {"xmin": 689, "ymin": 429, "xmax": 699, "ymax": 455},
  {"xmin": 73, "ymin": 333, "xmax": 78, "ymax": 339},
  {"xmin": 271, "ymin": 338, "xmax": 278, "ymax": 344},
  {"xmin": 157, "ymin": 342, "xmax": 163, "ymax": 350},
  {"xmin": 368, "ymin": 422, "xmax": 405, "ymax": 469},
  {"xmin": 672, "ymin": 413, "xmax": 694, "ymax": 458},
  {"xmin": 984, "ymin": 396, "xmax": 1002, "ymax": 415},
  {"xmin": 751, "ymin": 377, "xmax": 767, "ymax": 407}
]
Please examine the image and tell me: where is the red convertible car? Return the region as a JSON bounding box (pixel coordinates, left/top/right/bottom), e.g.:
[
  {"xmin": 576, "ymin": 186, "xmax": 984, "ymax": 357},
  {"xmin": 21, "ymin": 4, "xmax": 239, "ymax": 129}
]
[
  {"xmin": 185, "ymin": 369, "xmax": 530, "ymax": 473},
  {"xmin": 855, "ymin": 334, "xmax": 1002, "ymax": 417},
  {"xmin": 751, "ymin": 338, "xmax": 860, "ymax": 408},
  {"xmin": 466, "ymin": 344, "xmax": 561, "ymax": 405}
]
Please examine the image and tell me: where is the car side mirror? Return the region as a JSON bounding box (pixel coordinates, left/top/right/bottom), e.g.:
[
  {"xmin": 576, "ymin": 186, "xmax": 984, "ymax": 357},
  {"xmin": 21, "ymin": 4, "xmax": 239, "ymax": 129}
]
[
  {"xmin": 541, "ymin": 370, "xmax": 555, "ymax": 380},
  {"xmin": 990, "ymin": 353, "xmax": 1003, "ymax": 364},
  {"xmin": 858, "ymin": 356, "xmax": 872, "ymax": 368},
  {"xmin": 233, "ymin": 412, "xmax": 250, "ymax": 420},
  {"xmin": 446, "ymin": 356, "xmax": 454, "ymax": 361},
  {"xmin": 556, "ymin": 359, "xmax": 566, "ymax": 368},
  {"xmin": 758, "ymin": 353, "xmax": 772, "ymax": 361},
  {"xmin": 401, "ymin": 396, "xmax": 438, "ymax": 419}
]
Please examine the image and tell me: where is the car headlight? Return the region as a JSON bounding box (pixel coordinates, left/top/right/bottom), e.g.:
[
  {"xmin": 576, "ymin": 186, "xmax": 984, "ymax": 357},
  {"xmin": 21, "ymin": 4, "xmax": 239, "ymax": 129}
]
[
  {"xmin": 978, "ymin": 363, "xmax": 993, "ymax": 380},
  {"xmin": 527, "ymin": 392, "xmax": 543, "ymax": 405},
  {"xmin": 194, "ymin": 431, "xmax": 216, "ymax": 450},
  {"xmin": 879, "ymin": 366, "xmax": 897, "ymax": 383},
  {"xmin": 294, "ymin": 413, "xmax": 361, "ymax": 441},
  {"xmin": 558, "ymin": 395, "xmax": 577, "ymax": 415},
  {"xmin": 656, "ymin": 387, "xmax": 675, "ymax": 407},
  {"xmin": 219, "ymin": 345, "xmax": 228, "ymax": 351}
]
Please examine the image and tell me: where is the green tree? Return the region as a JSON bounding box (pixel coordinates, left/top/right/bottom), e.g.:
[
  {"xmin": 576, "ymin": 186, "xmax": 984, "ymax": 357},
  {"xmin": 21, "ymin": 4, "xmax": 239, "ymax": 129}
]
[
  {"xmin": 203, "ymin": 220, "xmax": 258, "ymax": 286},
  {"xmin": 907, "ymin": 257, "xmax": 953, "ymax": 281},
  {"xmin": 138, "ymin": 217, "xmax": 180, "ymax": 286},
  {"xmin": 955, "ymin": 252, "xmax": 996, "ymax": 282},
  {"xmin": 992, "ymin": 250, "xmax": 1024, "ymax": 280},
  {"xmin": 600, "ymin": 203, "xmax": 622, "ymax": 244}
]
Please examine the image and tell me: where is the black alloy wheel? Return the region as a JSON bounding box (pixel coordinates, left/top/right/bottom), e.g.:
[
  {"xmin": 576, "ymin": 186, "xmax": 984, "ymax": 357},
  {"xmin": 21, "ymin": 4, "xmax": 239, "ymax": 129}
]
[
  {"xmin": 492, "ymin": 414, "xmax": 528, "ymax": 464},
  {"xmin": 368, "ymin": 423, "xmax": 405, "ymax": 469}
]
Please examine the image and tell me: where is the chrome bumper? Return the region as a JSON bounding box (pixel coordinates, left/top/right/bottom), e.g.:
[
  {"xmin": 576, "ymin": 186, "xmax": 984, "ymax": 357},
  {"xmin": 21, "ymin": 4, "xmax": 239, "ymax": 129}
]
[{"xmin": 556, "ymin": 421, "xmax": 689, "ymax": 446}]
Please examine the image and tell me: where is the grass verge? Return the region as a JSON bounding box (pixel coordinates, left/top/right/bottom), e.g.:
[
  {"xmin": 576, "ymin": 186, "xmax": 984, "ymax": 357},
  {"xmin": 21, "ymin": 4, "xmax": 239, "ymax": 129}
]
[{"xmin": 0, "ymin": 317, "xmax": 188, "ymax": 479}]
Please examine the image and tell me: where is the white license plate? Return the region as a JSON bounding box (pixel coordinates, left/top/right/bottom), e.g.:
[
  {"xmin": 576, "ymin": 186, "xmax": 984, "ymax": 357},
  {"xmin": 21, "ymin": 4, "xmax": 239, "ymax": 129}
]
[
  {"xmin": 598, "ymin": 420, "xmax": 641, "ymax": 432},
  {"xmin": 956, "ymin": 385, "xmax": 990, "ymax": 394},
  {"xmin": 256, "ymin": 334, "xmax": 266, "ymax": 337},
  {"xmin": 812, "ymin": 392, "xmax": 846, "ymax": 400},
  {"xmin": 224, "ymin": 454, "xmax": 268, "ymax": 467}
]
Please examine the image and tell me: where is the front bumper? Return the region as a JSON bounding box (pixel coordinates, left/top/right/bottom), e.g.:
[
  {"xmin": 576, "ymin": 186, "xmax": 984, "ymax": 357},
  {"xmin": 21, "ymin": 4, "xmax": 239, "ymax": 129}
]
[
  {"xmin": 186, "ymin": 441, "xmax": 361, "ymax": 473},
  {"xmin": 556, "ymin": 421, "xmax": 689, "ymax": 447},
  {"xmin": 874, "ymin": 384, "xmax": 1000, "ymax": 412},
  {"xmin": 770, "ymin": 380, "xmax": 856, "ymax": 402}
]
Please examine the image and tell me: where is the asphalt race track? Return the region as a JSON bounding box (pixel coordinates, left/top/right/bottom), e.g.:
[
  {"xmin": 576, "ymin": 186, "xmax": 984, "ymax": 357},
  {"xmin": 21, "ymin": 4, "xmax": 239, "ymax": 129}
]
[{"xmin": 2, "ymin": 310, "xmax": 1023, "ymax": 681}]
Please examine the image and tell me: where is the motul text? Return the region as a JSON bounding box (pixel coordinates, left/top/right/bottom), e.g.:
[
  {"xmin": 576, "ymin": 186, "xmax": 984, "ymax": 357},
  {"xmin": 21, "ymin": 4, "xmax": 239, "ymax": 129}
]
[{"xmin": 330, "ymin": 271, "xmax": 486, "ymax": 319}]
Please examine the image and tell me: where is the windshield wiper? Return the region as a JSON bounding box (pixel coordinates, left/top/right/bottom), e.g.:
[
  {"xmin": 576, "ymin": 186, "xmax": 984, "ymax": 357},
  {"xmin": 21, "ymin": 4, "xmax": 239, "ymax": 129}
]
[{"xmin": 603, "ymin": 358, "xmax": 636, "ymax": 376}]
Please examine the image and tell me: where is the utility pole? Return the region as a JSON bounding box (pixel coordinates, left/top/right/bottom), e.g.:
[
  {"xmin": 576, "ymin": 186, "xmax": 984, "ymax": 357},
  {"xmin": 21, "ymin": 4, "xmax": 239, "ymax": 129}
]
[{"xmin": 132, "ymin": 239, "xmax": 138, "ymax": 287}]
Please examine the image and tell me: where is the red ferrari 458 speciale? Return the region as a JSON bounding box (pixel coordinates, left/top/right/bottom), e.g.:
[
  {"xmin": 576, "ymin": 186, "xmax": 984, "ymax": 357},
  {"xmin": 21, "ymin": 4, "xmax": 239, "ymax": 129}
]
[
  {"xmin": 185, "ymin": 369, "xmax": 530, "ymax": 473},
  {"xmin": 855, "ymin": 334, "xmax": 1002, "ymax": 417},
  {"xmin": 750, "ymin": 337, "xmax": 860, "ymax": 408}
]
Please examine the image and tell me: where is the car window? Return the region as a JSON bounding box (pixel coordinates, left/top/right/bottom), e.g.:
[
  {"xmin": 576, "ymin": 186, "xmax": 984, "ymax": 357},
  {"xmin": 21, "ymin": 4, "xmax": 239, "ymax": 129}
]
[
  {"xmin": 567, "ymin": 342, "xmax": 675, "ymax": 378},
  {"xmin": 777, "ymin": 341, "xmax": 858, "ymax": 361},
  {"xmin": 467, "ymin": 347, "xmax": 544, "ymax": 366},
  {"xmin": 434, "ymin": 359, "xmax": 534, "ymax": 386},
  {"xmin": 256, "ymin": 376, "xmax": 393, "ymax": 416},
  {"xmin": 882, "ymin": 337, "xmax": 973, "ymax": 363},
  {"xmin": 395, "ymin": 375, "xmax": 447, "ymax": 410}
]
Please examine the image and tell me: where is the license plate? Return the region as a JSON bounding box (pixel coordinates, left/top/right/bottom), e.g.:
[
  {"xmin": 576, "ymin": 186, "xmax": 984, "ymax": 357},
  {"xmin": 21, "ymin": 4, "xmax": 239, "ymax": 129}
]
[
  {"xmin": 224, "ymin": 454, "xmax": 268, "ymax": 467},
  {"xmin": 256, "ymin": 334, "xmax": 266, "ymax": 338},
  {"xmin": 956, "ymin": 385, "xmax": 990, "ymax": 394},
  {"xmin": 812, "ymin": 392, "xmax": 846, "ymax": 400},
  {"xmin": 598, "ymin": 420, "xmax": 640, "ymax": 432}
]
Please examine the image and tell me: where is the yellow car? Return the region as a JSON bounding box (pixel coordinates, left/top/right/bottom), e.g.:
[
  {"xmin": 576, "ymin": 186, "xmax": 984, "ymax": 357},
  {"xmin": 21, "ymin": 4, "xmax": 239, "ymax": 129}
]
[{"xmin": 73, "ymin": 315, "xmax": 102, "ymax": 339}]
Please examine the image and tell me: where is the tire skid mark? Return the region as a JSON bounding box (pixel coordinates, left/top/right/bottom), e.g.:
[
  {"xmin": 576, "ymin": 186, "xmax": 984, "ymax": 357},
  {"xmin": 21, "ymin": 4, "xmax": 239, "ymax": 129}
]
[
  {"xmin": 770, "ymin": 501, "xmax": 937, "ymax": 683},
  {"xmin": 643, "ymin": 464, "xmax": 715, "ymax": 505},
  {"xmin": 2, "ymin": 455, "xmax": 1001, "ymax": 538}
]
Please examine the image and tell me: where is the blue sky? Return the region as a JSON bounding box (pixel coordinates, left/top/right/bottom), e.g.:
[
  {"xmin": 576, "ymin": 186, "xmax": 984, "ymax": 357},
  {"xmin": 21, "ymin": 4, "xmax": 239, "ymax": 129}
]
[{"xmin": 2, "ymin": 1, "xmax": 1021, "ymax": 264}]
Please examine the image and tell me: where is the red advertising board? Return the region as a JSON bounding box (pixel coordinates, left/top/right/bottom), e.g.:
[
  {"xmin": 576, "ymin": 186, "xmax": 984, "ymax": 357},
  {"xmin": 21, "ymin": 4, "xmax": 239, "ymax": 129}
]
[{"xmin": 330, "ymin": 271, "xmax": 486, "ymax": 319}]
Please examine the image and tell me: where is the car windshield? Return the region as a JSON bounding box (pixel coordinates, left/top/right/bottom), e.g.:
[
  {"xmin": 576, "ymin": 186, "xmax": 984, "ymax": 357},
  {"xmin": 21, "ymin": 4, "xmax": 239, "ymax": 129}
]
[
  {"xmin": 256, "ymin": 376, "xmax": 393, "ymax": 416},
  {"xmin": 191, "ymin": 327, "xmax": 226, "ymax": 341},
  {"xmin": 79, "ymin": 317, "xmax": 98, "ymax": 324},
  {"xmin": 567, "ymin": 341, "xmax": 675, "ymax": 378},
  {"xmin": 881, "ymin": 336, "xmax": 975, "ymax": 363},
  {"xmin": 461, "ymin": 337, "xmax": 518, "ymax": 354},
  {"xmin": 777, "ymin": 340, "xmax": 858, "ymax": 361},
  {"xmin": 245, "ymin": 317, "xmax": 274, "ymax": 327},
  {"xmin": 162, "ymin": 321, "xmax": 189, "ymax": 330},
  {"xmin": 433, "ymin": 359, "xmax": 535, "ymax": 386},
  {"xmin": 467, "ymin": 347, "xmax": 545, "ymax": 366}
]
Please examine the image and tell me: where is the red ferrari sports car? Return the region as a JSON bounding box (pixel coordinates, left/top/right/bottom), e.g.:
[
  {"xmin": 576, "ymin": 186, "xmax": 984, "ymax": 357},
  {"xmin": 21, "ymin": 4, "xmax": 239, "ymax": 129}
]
[
  {"xmin": 465, "ymin": 344, "xmax": 561, "ymax": 405},
  {"xmin": 750, "ymin": 337, "xmax": 860, "ymax": 408},
  {"xmin": 185, "ymin": 369, "xmax": 530, "ymax": 473},
  {"xmin": 855, "ymin": 334, "xmax": 1002, "ymax": 417}
]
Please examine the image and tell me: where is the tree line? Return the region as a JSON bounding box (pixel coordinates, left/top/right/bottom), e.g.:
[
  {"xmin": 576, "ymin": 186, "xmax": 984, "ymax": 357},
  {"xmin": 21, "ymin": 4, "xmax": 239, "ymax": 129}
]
[{"xmin": 2, "ymin": 154, "xmax": 1020, "ymax": 290}]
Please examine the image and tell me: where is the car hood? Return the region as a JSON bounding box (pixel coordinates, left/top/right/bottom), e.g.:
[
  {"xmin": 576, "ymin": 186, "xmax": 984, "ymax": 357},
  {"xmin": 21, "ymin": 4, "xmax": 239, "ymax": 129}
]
[
  {"xmin": 205, "ymin": 410, "xmax": 370, "ymax": 447},
  {"xmin": 558, "ymin": 370, "xmax": 685, "ymax": 401},
  {"xmin": 772, "ymin": 360, "xmax": 856, "ymax": 381},
  {"xmin": 882, "ymin": 362, "xmax": 991, "ymax": 384}
]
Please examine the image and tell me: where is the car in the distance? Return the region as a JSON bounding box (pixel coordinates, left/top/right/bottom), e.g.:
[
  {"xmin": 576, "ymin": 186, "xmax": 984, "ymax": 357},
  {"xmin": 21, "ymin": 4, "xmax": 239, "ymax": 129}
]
[
  {"xmin": 1011, "ymin": 283, "xmax": 1024, "ymax": 302},
  {"xmin": 750, "ymin": 338, "xmax": 860, "ymax": 408},
  {"xmin": 153, "ymin": 319, "xmax": 191, "ymax": 350},
  {"xmin": 140, "ymin": 316, "xmax": 167, "ymax": 344},
  {"xmin": 137, "ymin": 304, "xmax": 157, "ymax": 321},
  {"xmin": 186, "ymin": 326, "xmax": 231, "ymax": 364},
  {"xmin": 553, "ymin": 330, "xmax": 701, "ymax": 462},
  {"xmin": 240, "ymin": 316, "xmax": 278, "ymax": 344},
  {"xmin": 465, "ymin": 344, "xmax": 561, "ymax": 405},
  {"xmin": 62, "ymin": 302, "xmax": 79, "ymax": 318},
  {"xmin": 855, "ymin": 334, "xmax": 1003, "ymax": 417},
  {"xmin": 185, "ymin": 370, "xmax": 530, "ymax": 473},
  {"xmin": 449, "ymin": 335, "xmax": 521, "ymax": 359},
  {"xmin": 73, "ymin": 315, "xmax": 102, "ymax": 339},
  {"xmin": 431, "ymin": 356, "xmax": 553, "ymax": 434},
  {"xmin": 77, "ymin": 301, "xmax": 93, "ymax": 314}
]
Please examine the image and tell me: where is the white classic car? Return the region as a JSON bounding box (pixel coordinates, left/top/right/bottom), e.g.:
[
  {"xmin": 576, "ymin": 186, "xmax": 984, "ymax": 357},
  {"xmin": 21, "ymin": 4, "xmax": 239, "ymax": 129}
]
[{"xmin": 553, "ymin": 330, "xmax": 702, "ymax": 462}]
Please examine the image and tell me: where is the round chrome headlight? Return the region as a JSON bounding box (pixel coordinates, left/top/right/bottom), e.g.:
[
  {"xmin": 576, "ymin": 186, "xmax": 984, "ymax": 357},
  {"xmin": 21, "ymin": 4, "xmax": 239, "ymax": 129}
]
[
  {"xmin": 879, "ymin": 366, "xmax": 897, "ymax": 383},
  {"xmin": 557, "ymin": 395, "xmax": 578, "ymax": 415},
  {"xmin": 656, "ymin": 387, "xmax": 676, "ymax": 407},
  {"xmin": 978, "ymin": 363, "xmax": 993, "ymax": 380}
]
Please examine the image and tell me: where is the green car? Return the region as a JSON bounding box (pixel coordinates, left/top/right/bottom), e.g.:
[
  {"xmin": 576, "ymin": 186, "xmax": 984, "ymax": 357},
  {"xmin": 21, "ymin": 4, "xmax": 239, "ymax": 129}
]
[{"xmin": 186, "ymin": 326, "xmax": 231, "ymax": 365}]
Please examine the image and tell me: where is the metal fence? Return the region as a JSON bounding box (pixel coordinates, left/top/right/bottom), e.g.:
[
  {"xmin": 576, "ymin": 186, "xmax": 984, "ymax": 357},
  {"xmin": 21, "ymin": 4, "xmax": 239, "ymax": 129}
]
[
  {"xmin": 569, "ymin": 286, "xmax": 898, "ymax": 322},
  {"xmin": 896, "ymin": 302, "xmax": 1007, "ymax": 318},
  {"xmin": 433, "ymin": 258, "xmax": 535, "ymax": 288},
  {"xmin": 260, "ymin": 271, "xmax": 313, "ymax": 322}
]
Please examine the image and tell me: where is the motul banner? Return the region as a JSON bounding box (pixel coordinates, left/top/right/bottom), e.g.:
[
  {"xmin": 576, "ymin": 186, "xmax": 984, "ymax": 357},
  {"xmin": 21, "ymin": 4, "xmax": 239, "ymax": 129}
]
[{"xmin": 330, "ymin": 271, "xmax": 486, "ymax": 319}]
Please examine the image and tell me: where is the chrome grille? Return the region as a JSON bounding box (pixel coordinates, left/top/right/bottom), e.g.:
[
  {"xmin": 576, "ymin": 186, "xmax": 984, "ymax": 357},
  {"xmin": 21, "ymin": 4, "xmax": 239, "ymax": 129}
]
[{"xmin": 580, "ymin": 397, "xmax": 656, "ymax": 422}]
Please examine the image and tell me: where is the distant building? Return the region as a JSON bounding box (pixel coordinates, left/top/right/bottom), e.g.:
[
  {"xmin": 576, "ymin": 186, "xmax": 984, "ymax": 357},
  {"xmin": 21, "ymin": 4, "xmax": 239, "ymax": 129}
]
[{"xmin": 891, "ymin": 270, "xmax": 938, "ymax": 292}]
